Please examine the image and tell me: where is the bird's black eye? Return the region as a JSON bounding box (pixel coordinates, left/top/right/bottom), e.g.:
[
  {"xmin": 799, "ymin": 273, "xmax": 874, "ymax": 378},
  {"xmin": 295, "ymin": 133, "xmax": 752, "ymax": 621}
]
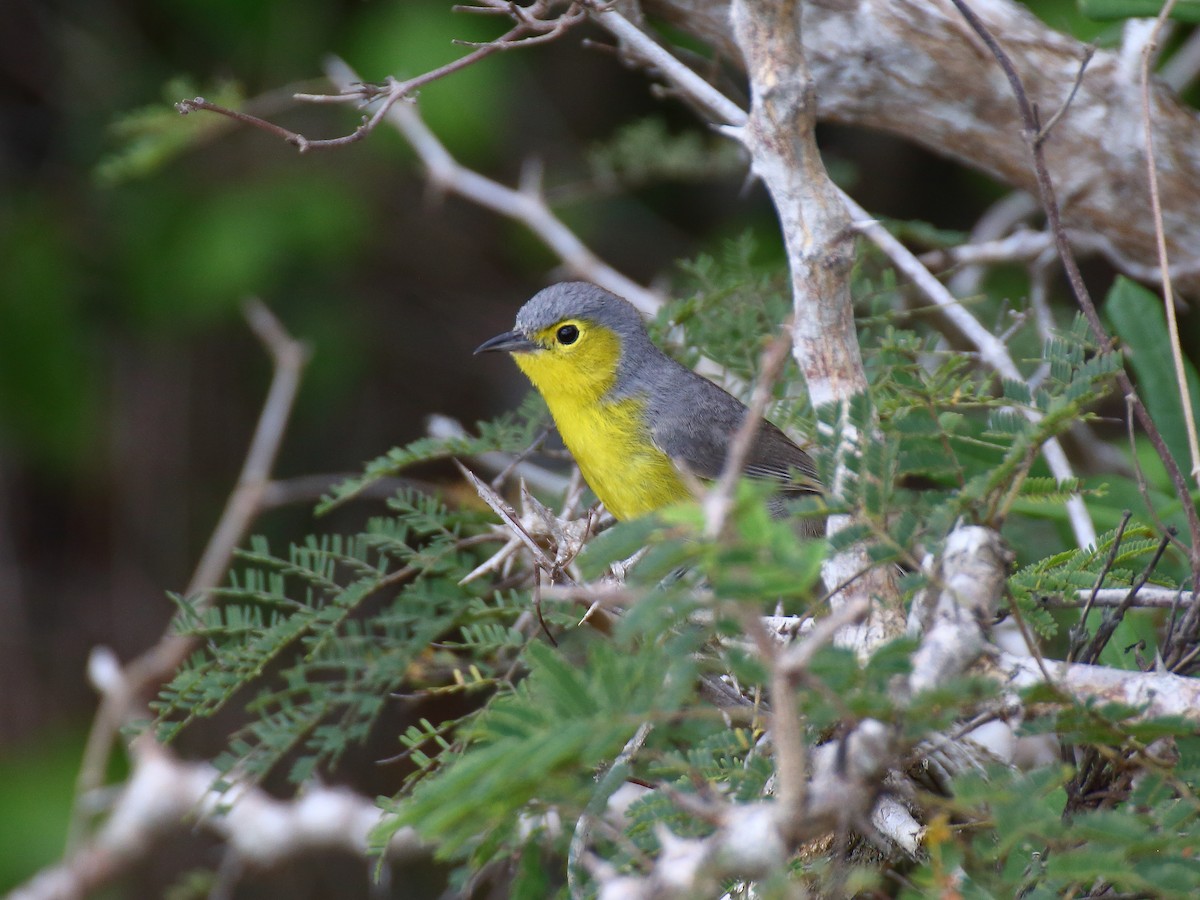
[{"xmin": 556, "ymin": 324, "xmax": 579, "ymax": 345}]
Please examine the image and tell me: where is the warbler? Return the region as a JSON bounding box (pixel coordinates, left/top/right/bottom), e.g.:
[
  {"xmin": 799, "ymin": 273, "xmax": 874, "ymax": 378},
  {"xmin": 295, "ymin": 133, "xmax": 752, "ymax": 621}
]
[{"xmin": 475, "ymin": 282, "xmax": 822, "ymax": 529}]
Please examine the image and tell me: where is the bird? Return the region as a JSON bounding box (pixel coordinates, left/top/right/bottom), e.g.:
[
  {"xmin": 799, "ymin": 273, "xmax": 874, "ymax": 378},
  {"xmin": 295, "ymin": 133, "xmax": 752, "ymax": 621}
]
[{"xmin": 475, "ymin": 282, "xmax": 822, "ymax": 530}]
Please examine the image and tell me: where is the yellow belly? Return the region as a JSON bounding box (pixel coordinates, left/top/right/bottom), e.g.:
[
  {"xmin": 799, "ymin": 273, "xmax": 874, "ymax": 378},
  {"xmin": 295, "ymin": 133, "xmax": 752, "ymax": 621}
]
[{"xmin": 553, "ymin": 395, "xmax": 691, "ymax": 520}]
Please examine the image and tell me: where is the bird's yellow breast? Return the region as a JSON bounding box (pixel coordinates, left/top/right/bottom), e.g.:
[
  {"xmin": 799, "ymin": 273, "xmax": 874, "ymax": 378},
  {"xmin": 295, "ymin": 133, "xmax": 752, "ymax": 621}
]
[
  {"xmin": 554, "ymin": 393, "xmax": 691, "ymax": 521},
  {"xmin": 512, "ymin": 328, "xmax": 691, "ymax": 520}
]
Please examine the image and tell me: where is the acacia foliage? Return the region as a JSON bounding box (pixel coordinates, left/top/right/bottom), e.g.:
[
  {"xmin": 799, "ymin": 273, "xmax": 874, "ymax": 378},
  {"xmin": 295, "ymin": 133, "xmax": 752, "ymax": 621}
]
[{"xmin": 154, "ymin": 242, "xmax": 1200, "ymax": 897}]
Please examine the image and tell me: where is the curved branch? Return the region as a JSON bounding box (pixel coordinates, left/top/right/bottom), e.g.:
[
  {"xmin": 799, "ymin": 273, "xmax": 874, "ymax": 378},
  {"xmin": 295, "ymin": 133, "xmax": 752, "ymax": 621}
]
[
  {"xmin": 67, "ymin": 302, "xmax": 309, "ymax": 852},
  {"xmin": 645, "ymin": 0, "xmax": 1200, "ymax": 293},
  {"xmin": 322, "ymin": 56, "xmax": 666, "ymax": 316},
  {"xmin": 14, "ymin": 735, "xmax": 421, "ymax": 900}
]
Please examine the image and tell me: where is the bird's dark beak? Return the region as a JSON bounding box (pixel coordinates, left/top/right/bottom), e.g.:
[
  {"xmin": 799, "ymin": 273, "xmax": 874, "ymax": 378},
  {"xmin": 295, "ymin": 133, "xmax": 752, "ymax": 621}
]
[{"xmin": 474, "ymin": 330, "xmax": 538, "ymax": 355}]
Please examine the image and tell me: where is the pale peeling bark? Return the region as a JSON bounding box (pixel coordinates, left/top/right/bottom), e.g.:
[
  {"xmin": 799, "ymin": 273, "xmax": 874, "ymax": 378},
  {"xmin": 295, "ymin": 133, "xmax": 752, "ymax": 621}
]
[
  {"xmin": 731, "ymin": 0, "xmax": 861, "ymax": 408},
  {"xmin": 646, "ymin": 0, "xmax": 1200, "ymax": 291},
  {"xmin": 908, "ymin": 526, "xmax": 1013, "ymax": 694},
  {"xmin": 731, "ymin": 0, "xmax": 903, "ymax": 636},
  {"xmin": 1001, "ymin": 651, "xmax": 1200, "ymax": 721}
]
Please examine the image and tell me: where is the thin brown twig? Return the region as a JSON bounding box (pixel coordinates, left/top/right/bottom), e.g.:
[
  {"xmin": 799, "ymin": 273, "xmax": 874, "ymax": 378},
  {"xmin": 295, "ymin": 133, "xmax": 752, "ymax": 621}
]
[
  {"xmin": 1002, "ymin": 584, "xmax": 1054, "ymax": 684},
  {"xmin": 1068, "ymin": 510, "xmax": 1133, "ymax": 663},
  {"xmin": 1036, "ymin": 47, "xmax": 1094, "ymax": 143},
  {"xmin": 1166, "ymin": 568, "xmax": 1200, "ymax": 670},
  {"xmin": 1123, "ymin": 393, "xmax": 1188, "ymax": 558},
  {"xmin": 176, "ymin": 97, "xmax": 318, "ymax": 145},
  {"xmin": 1079, "ymin": 531, "xmax": 1174, "ymax": 665},
  {"xmin": 735, "ymin": 607, "xmax": 808, "ymax": 834},
  {"xmin": 532, "ymin": 574, "xmax": 558, "ymax": 646},
  {"xmin": 178, "ymin": 2, "xmax": 587, "ymax": 153},
  {"xmin": 703, "ymin": 319, "xmax": 796, "ymax": 539},
  {"xmin": 453, "ymin": 5, "xmax": 586, "ymax": 50},
  {"xmin": 1172, "ymin": 639, "xmax": 1200, "ymax": 673},
  {"xmin": 1162, "ymin": 585, "xmax": 1187, "ymax": 655},
  {"xmin": 188, "ymin": 301, "xmax": 310, "ymax": 595},
  {"xmin": 323, "ymin": 57, "xmax": 665, "ymax": 315},
  {"xmin": 489, "ymin": 427, "xmax": 552, "ymax": 491}
]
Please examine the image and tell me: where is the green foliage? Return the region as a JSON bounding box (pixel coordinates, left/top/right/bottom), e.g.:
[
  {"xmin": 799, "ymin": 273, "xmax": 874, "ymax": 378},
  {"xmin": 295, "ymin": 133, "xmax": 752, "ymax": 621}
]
[
  {"xmin": 375, "ymin": 637, "xmax": 697, "ymax": 861},
  {"xmin": 654, "ymin": 480, "xmax": 827, "ymax": 602},
  {"xmin": 1078, "ymin": 0, "xmax": 1200, "ymax": 21},
  {"xmin": 340, "ymin": 2, "xmax": 519, "ymax": 161},
  {"xmin": 1009, "ymin": 522, "xmax": 1164, "ymax": 641},
  {"xmin": 152, "ymin": 237, "xmax": 1199, "ymax": 896},
  {"xmin": 154, "ymin": 488, "xmax": 513, "ymax": 784},
  {"xmin": 875, "ymin": 217, "xmax": 969, "ymax": 250},
  {"xmin": 666, "ymin": 237, "xmax": 796, "ymax": 394},
  {"xmin": 21, "ymin": 0, "xmax": 1189, "ymax": 890},
  {"xmin": 95, "ymin": 78, "xmax": 246, "ymax": 186},
  {"xmin": 587, "ymin": 118, "xmax": 745, "ymax": 190},
  {"xmin": 1106, "ymin": 276, "xmax": 1200, "ymax": 481},
  {"xmin": 799, "ymin": 307, "xmax": 1119, "ymax": 574},
  {"xmin": 908, "ymin": 759, "xmax": 1200, "ymax": 898}
]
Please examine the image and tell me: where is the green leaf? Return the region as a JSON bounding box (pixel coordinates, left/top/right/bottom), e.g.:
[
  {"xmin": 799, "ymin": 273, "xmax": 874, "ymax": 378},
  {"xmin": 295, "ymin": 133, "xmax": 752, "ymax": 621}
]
[
  {"xmin": 1106, "ymin": 276, "xmax": 1200, "ymax": 478},
  {"xmin": 380, "ymin": 638, "xmax": 693, "ymax": 859},
  {"xmin": 1079, "ymin": 0, "xmax": 1200, "ymax": 21}
]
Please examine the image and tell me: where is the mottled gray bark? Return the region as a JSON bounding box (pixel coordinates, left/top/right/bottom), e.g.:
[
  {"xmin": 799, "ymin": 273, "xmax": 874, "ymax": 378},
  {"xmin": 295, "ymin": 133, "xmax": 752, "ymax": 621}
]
[{"xmin": 646, "ymin": 0, "xmax": 1200, "ymax": 291}]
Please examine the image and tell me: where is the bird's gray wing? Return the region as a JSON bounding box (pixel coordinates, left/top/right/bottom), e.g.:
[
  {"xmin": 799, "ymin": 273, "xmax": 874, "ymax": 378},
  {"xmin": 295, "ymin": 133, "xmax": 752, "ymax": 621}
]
[
  {"xmin": 647, "ymin": 373, "xmax": 821, "ymax": 495},
  {"xmin": 741, "ymin": 421, "xmax": 822, "ymax": 495}
]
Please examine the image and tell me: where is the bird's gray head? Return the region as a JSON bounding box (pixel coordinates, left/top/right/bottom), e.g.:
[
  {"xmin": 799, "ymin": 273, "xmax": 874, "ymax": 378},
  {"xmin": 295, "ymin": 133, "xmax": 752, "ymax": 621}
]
[
  {"xmin": 473, "ymin": 282, "xmax": 662, "ymax": 396},
  {"xmin": 514, "ymin": 282, "xmax": 648, "ymax": 340}
]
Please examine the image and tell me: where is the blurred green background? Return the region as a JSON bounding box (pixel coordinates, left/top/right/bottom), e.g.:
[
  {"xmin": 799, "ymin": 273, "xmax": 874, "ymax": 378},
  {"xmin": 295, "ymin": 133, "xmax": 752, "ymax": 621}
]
[{"xmin": 0, "ymin": 0, "xmax": 1180, "ymax": 894}]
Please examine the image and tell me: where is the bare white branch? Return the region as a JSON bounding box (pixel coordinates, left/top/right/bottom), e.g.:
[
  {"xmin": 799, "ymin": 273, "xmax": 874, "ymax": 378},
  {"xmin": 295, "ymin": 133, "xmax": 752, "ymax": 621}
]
[
  {"xmin": 69, "ymin": 301, "xmax": 310, "ymax": 852},
  {"xmin": 644, "ymin": 0, "xmax": 1200, "ymax": 295},
  {"xmin": 1000, "ymin": 651, "xmax": 1200, "ymax": 722},
  {"xmin": 323, "ymin": 56, "xmax": 666, "ymax": 317},
  {"xmin": 11, "ymin": 737, "xmax": 420, "ymax": 900},
  {"xmin": 908, "ymin": 527, "xmax": 1013, "ymax": 694}
]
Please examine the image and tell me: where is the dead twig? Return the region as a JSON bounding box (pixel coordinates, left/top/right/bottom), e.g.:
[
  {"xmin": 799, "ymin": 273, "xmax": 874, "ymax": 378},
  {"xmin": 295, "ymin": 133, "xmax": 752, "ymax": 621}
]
[
  {"xmin": 1035, "ymin": 47, "xmax": 1094, "ymax": 144},
  {"xmin": 1078, "ymin": 531, "xmax": 1174, "ymax": 665},
  {"xmin": 703, "ymin": 319, "xmax": 795, "ymax": 539},
  {"xmin": 323, "ymin": 57, "xmax": 664, "ymax": 315},
  {"xmin": 178, "ymin": 2, "xmax": 589, "ymax": 153},
  {"xmin": 1068, "ymin": 511, "xmax": 1133, "ymax": 664},
  {"xmin": 455, "ymin": 461, "xmax": 560, "ymax": 574}
]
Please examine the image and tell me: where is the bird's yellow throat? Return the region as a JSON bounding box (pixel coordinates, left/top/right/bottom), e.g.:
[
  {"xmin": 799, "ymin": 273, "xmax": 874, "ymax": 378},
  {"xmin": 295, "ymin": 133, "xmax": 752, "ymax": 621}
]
[{"xmin": 512, "ymin": 323, "xmax": 691, "ymax": 520}]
